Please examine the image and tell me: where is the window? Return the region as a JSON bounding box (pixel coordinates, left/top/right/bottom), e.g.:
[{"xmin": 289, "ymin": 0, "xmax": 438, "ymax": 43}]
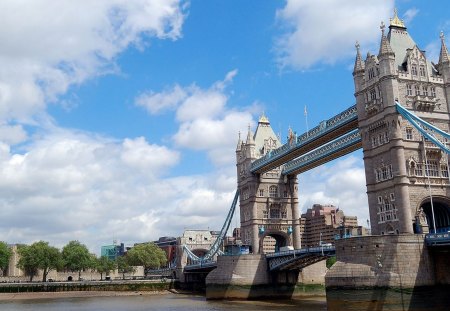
[
  {"xmin": 419, "ymin": 65, "xmax": 426, "ymax": 77},
  {"xmin": 431, "ymin": 87, "xmax": 436, "ymax": 97},
  {"xmin": 415, "ymin": 164, "xmax": 423, "ymax": 176},
  {"xmin": 263, "ymin": 210, "xmax": 268, "ymax": 219},
  {"xmin": 259, "ymin": 189, "xmax": 264, "ymax": 197},
  {"xmin": 442, "ymin": 164, "xmax": 449, "ymax": 178},
  {"xmin": 368, "ymin": 68, "xmax": 375, "ymax": 79},
  {"xmin": 414, "ymin": 85, "xmax": 420, "ymax": 96},
  {"xmin": 390, "ymin": 193, "xmax": 395, "ymax": 201},
  {"xmin": 378, "ymin": 196, "xmax": 383, "ymax": 204},
  {"xmin": 423, "ymin": 86, "xmax": 428, "ymax": 96},
  {"xmin": 283, "ymin": 190, "xmax": 288, "ymax": 198},
  {"xmin": 370, "ymin": 89, "xmax": 376, "ymax": 100},
  {"xmin": 406, "ymin": 84, "xmax": 412, "ymax": 96},
  {"xmin": 269, "ymin": 186, "xmax": 278, "ymax": 198},
  {"xmin": 425, "ymin": 161, "xmax": 439, "ymax": 177},
  {"xmin": 281, "ymin": 210, "xmax": 287, "ymax": 219},
  {"xmin": 411, "ymin": 65, "xmax": 418, "ymax": 76},
  {"xmin": 270, "ymin": 208, "xmax": 280, "ymax": 219},
  {"xmin": 406, "ymin": 128, "xmax": 413, "ymax": 140}
]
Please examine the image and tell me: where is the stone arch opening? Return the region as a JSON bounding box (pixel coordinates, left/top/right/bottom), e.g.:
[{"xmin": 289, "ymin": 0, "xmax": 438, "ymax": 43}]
[
  {"xmin": 260, "ymin": 232, "xmax": 288, "ymax": 254},
  {"xmin": 418, "ymin": 196, "xmax": 450, "ymax": 233}
]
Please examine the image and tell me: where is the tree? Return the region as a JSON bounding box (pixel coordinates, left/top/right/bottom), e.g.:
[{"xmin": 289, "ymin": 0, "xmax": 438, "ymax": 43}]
[
  {"xmin": 95, "ymin": 256, "xmax": 116, "ymax": 280},
  {"xmin": 17, "ymin": 241, "xmax": 61, "ymax": 282},
  {"xmin": 117, "ymin": 256, "xmax": 135, "ymax": 280},
  {"xmin": 326, "ymin": 256, "xmax": 337, "ymax": 269},
  {"xmin": 62, "ymin": 240, "xmax": 93, "ymax": 280},
  {"xmin": 0, "ymin": 241, "xmax": 12, "ymax": 276},
  {"xmin": 126, "ymin": 243, "xmax": 167, "ymax": 276}
]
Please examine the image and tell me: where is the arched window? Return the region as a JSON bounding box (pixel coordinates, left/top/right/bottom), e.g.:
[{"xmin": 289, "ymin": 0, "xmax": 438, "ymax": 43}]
[{"xmin": 269, "ymin": 186, "xmax": 278, "ymax": 198}]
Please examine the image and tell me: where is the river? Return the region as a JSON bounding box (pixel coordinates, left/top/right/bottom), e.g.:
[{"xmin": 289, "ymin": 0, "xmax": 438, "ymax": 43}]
[{"xmin": 0, "ymin": 293, "xmax": 327, "ymax": 311}]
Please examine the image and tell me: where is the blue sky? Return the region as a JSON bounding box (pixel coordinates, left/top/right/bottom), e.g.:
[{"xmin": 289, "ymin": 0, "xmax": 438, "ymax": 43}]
[{"xmin": 1, "ymin": 0, "xmax": 449, "ymax": 252}]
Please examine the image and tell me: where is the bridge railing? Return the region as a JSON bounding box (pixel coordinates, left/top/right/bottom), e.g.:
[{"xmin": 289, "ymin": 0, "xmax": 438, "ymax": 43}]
[
  {"xmin": 265, "ymin": 245, "xmax": 335, "ymax": 258},
  {"xmin": 251, "ymin": 105, "xmax": 357, "ymax": 172},
  {"xmin": 282, "ymin": 129, "xmax": 361, "ymax": 175},
  {"xmin": 425, "ymin": 232, "xmax": 450, "ymax": 247}
]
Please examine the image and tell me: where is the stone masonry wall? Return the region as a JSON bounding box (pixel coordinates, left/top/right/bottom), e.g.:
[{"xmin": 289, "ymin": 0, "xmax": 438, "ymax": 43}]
[{"xmin": 325, "ymin": 234, "xmax": 435, "ymax": 288}]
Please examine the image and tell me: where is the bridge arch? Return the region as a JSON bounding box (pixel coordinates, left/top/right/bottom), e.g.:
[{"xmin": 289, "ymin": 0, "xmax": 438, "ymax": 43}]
[
  {"xmin": 417, "ymin": 196, "xmax": 450, "ymax": 233},
  {"xmin": 259, "ymin": 231, "xmax": 289, "ymax": 254},
  {"xmin": 187, "ymin": 248, "xmax": 208, "ymax": 265}
]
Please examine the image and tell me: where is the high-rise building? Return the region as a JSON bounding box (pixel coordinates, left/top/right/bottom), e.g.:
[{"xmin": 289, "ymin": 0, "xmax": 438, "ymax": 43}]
[{"xmin": 300, "ymin": 204, "xmax": 367, "ymax": 247}]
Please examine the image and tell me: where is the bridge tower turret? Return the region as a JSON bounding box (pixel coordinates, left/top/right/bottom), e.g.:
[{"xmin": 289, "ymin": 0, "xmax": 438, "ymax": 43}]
[
  {"xmin": 354, "ymin": 10, "xmax": 450, "ymax": 235},
  {"xmin": 236, "ymin": 115, "xmax": 301, "ymax": 253}
]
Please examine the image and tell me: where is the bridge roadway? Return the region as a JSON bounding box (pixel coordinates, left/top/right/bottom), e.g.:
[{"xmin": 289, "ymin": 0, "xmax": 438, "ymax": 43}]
[
  {"xmin": 251, "ymin": 105, "xmax": 358, "ymax": 174},
  {"xmin": 181, "ymin": 246, "xmax": 335, "ymax": 274}
]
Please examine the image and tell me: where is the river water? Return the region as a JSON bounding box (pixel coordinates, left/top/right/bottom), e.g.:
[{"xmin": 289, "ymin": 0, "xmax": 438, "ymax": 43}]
[{"xmin": 0, "ymin": 293, "xmax": 327, "ymax": 311}]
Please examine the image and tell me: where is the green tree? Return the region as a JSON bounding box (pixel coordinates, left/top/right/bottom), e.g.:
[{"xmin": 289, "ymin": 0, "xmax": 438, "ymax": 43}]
[
  {"xmin": 0, "ymin": 241, "xmax": 12, "ymax": 276},
  {"xmin": 126, "ymin": 243, "xmax": 167, "ymax": 276},
  {"xmin": 117, "ymin": 256, "xmax": 135, "ymax": 280},
  {"xmin": 95, "ymin": 256, "xmax": 116, "ymax": 280},
  {"xmin": 17, "ymin": 241, "xmax": 61, "ymax": 282},
  {"xmin": 62, "ymin": 240, "xmax": 93, "ymax": 280},
  {"xmin": 326, "ymin": 256, "xmax": 337, "ymax": 269}
]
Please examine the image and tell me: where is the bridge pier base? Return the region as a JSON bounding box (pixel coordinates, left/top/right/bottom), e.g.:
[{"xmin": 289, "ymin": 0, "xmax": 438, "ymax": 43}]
[{"xmin": 205, "ymin": 254, "xmax": 326, "ymax": 299}]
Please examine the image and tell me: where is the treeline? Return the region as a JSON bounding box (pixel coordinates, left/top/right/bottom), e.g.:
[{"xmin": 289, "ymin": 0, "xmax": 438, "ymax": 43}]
[{"xmin": 0, "ymin": 240, "xmax": 167, "ymax": 282}]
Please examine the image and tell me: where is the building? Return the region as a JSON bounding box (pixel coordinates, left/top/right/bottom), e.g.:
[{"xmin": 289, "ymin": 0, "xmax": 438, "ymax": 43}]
[
  {"xmin": 100, "ymin": 242, "xmax": 125, "ymax": 261},
  {"xmin": 300, "ymin": 204, "xmax": 367, "ymax": 247},
  {"xmin": 353, "ymin": 10, "xmax": 450, "ymax": 235},
  {"xmin": 236, "ymin": 117, "xmax": 301, "ymax": 254},
  {"xmin": 154, "ymin": 236, "xmax": 177, "ymax": 268}
]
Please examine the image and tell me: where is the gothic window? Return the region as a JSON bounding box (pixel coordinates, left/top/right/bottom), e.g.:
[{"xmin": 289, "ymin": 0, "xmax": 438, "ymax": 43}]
[
  {"xmin": 406, "ymin": 128, "xmax": 413, "ymax": 140},
  {"xmin": 425, "ymin": 161, "xmax": 439, "ymax": 177},
  {"xmin": 270, "ymin": 207, "xmax": 280, "ymax": 219},
  {"xmin": 423, "ymin": 86, "xmax": 428, "ymax": 96},
  {"xmin": 370, "ymin": 89, "xmax": 376, "ymax": 100},
  {"xmin": 390, "ymin": 193, "xmax": 395, "ymax": 201},
  {"xmin": 259, "ymin": 189, "xmax": 264, "ymax": 197},
  {"xmin": 419, "ymin": 65, "xmax": 426, "ymax": 77},
  {"xmin": 263, "ymin": 210, "xmax": 268, "ymax": 219},
  {"xmin": 431, "ymin": 87, "xmax": 436, "ymax": 97},
  {"xmin": 377, "ymin": 196, "xmax": 383, "ymax": 204},
  {"xmin": 415, "ymin": 163, "xmax": 423, "ymax": 176},
  {"xmin": 406, "ymin": 84, "xmax": 412, "ymax": 96},
  {"xmin": 281, "ymin": 210, "xmax": 287, "ymax": 219},
  {"xmin": 411, "ymin": 64, "xmax": 418, "ymax": 76},
  {"xmin": 368, "ymin": 68, "xmax": 375, "ymax": 79},
  {"xmin": 269, "ymin": 186, "xmax": 278, "ymax": 198},
  {"xmin": 441, "ymin": 164, "xmax": 449, "ymax": 178},
  {"xmin": 283, "ymin": 190, "xmax": 288, "ymax": 198},
  {"xmin": 414, "ymin": 85, "xmax": 420, "ymax": 96}
]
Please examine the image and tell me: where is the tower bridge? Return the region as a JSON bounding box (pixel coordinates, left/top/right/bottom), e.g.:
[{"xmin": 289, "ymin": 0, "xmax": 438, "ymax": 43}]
[{"xmin": 165, "ymin": 11, "xmax": 450, "ymax": 299}]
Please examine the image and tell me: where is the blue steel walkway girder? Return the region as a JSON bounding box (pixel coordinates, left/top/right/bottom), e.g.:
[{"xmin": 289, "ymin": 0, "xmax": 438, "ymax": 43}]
[
  {"xmin": 251, "ymin": 105, "xmax": 358, "ymax": 174},
  {"xmin": 282, "ymin": 129, "xmax": 362, "ymax": 176},
  {"xmin": 266, "ymin": 246, "xmax": 335, "ymax": 271}
]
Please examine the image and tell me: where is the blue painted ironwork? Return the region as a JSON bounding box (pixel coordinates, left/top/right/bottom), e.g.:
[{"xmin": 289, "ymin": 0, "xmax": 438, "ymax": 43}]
[
  {"xmin": 396, "ymin": 102, "xmax": 450, "ymax": 154},
  {"xmin": 282, "ymin": 129, "xmax": 361, "ymax": 175},
  {"xmin": 266, "ymin": 246, "xmax": 335, "ymax": 271},
  {"xmin": 251, "ymin": 105, "xmax": 358, "ymax": 173},
  {"xmin": 183, "ymin": 190, "xmax": 239, "ymax": 266},
  {"xmin": 425, "ymin": 232, "xmax": 450, "ymax": 247}
]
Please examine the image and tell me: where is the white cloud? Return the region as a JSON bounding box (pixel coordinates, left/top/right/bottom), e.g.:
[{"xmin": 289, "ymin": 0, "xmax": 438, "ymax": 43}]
[
  {"xmin": 275, "ymin": 0, "xmax": 394, "ymax": 69},
  {"xmin": 137, "ymin": 70, "xmax": 256, "ymax": 166},
  {"xmin": 403, "ymin": 8, "xmax": 419, "ymax": 24},
  {"xmin": 0, "ymin": 0, "xmax": 186, "ymax": 124},
  {"xmin": 298, "ymin": 154, "xmax": 369, "ymax": 226}
]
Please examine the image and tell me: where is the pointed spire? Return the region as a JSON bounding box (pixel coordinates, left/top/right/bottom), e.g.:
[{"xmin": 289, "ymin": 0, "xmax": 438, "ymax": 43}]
[
  {"xmin": 353, "ymin": 41, "xmax": 365, "ymax": 73},
  {"xmin": 246, "ymin": 124, "xmax": 255, "ymax": 145},
  {"xmin": 439, "ymin": 31, "xmax": 450, "ymax": 65},
  {"xmin": 389, "ymin": 8, "xmax": 406, "ymax": 29},
  {"xmin": 236, "ymin": 131, "xmax": 242, "ymax": 151},
  {"xmin": 379, "ymin": 21, "xmax": 394, "ymax": 56}
]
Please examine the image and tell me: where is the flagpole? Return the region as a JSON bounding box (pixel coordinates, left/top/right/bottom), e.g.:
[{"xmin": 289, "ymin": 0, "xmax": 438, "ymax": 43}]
[{"xmin": 304, "ymin": 105, "xmax": 309, "ymax": 135}]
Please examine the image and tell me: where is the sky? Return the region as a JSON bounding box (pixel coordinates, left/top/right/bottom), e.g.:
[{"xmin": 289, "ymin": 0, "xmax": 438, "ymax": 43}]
[{"xmin": 1, "ymin": 0, "xmax": 449, "ymax": 253}]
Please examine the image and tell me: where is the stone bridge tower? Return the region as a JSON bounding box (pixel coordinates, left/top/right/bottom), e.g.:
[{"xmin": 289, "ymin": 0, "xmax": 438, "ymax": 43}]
[
  {"xmin": 236, "ymin": 115, "xmax": 301, "ymax": 254},
  {"xmin": 354, "ymin": 11, "xmax": 450, "ymax": 235}
]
